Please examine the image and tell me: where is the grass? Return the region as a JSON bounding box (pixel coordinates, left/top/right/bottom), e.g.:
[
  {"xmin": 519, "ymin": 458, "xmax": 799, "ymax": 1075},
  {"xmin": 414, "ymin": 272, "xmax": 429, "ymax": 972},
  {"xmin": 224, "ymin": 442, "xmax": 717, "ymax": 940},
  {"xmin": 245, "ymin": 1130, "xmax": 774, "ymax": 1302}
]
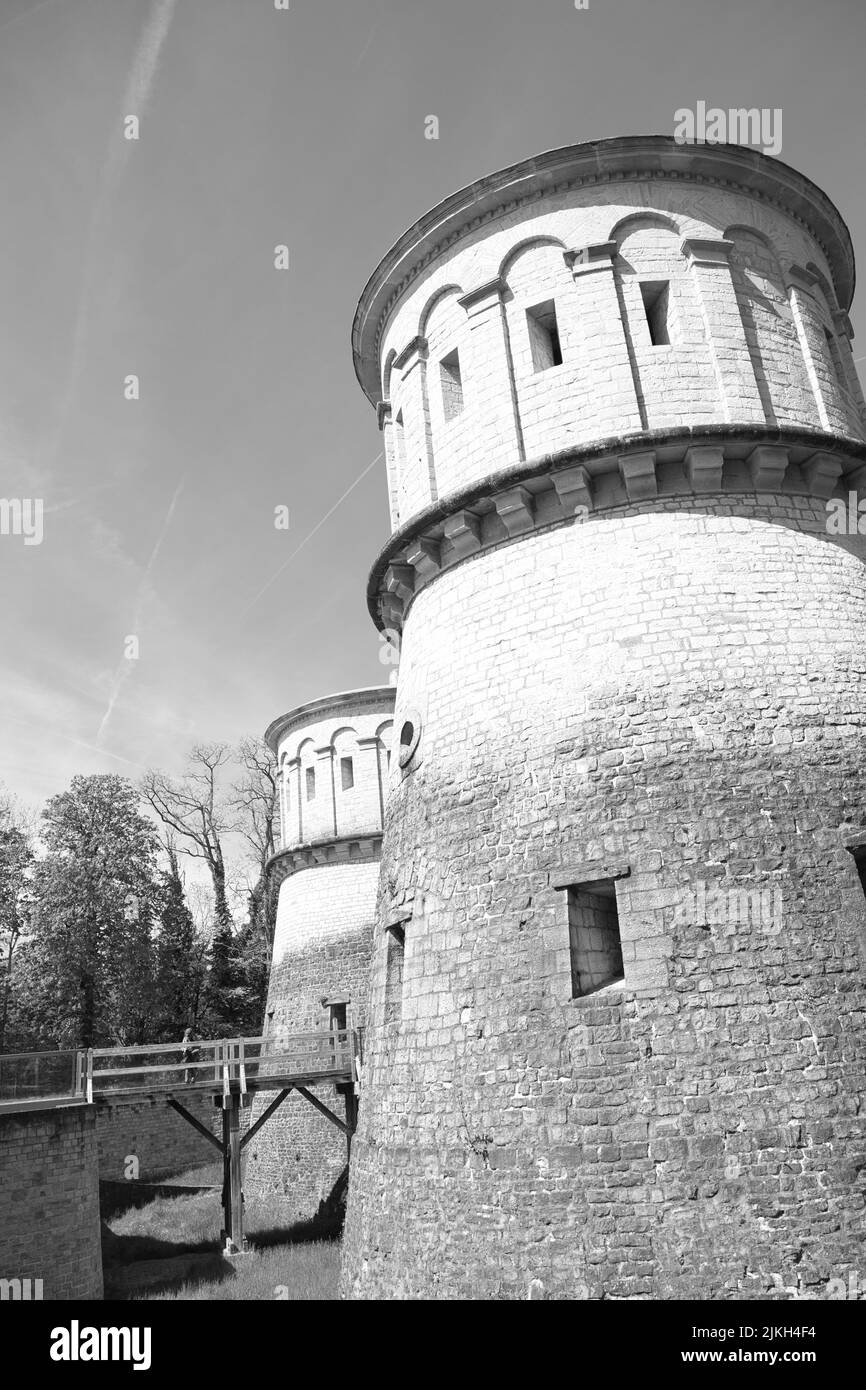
[
  {"xmin": 103, "ymin": 1181, "xmax": 342, "ymax": 1301},
  {"xmin": 142, "ymin": 1241, "xmax": 341, "ymax": 1301}
]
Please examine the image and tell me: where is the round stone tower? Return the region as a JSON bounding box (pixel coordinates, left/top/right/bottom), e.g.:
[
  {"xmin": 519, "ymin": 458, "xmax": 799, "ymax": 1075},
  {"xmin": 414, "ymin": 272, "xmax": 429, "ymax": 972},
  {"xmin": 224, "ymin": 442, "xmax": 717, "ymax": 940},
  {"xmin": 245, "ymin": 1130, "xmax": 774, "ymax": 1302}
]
[
  {"xmin": 243, "ymin": 686, "xmax": 394, "ymax": 1219},
  {"xmin": 341, "ymin": 136, "xmax": 866, "ymax": 1300}
]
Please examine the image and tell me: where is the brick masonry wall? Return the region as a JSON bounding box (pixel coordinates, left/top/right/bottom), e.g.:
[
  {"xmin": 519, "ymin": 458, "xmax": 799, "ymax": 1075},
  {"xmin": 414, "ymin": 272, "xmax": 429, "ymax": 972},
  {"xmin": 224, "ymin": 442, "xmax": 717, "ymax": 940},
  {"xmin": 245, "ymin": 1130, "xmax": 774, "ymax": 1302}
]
[
  {"xmin": 0, "ymin": 1105, "xmax": 102, "ymax": 1300},
  {"xmin": 243, "ymin": 859, "xmax": 379, "ymax": 1216},
  {"xmin": 343, "ymin": 496, "xmax": 866, "ymax": 1300},
  {"xmin": 96, "ymin": 1093, "xmax": 225, "ymax": 1181}
]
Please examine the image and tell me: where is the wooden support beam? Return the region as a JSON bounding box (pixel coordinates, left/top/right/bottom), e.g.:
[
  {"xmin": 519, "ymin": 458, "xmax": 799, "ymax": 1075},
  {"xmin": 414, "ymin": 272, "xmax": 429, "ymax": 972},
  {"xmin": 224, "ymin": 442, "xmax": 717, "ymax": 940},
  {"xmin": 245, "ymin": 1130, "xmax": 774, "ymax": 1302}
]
[
  {"xmin": 166, "ymin": 1097, "xmax": 223, "ymax": 1154},
  {"xmin": 227, "ymin": 1094, "xmax": 244, "ymax": 1253},
  {"xmin": 240, "ymin": 1088, "xmax": 292, "ymax": 1151},
  {"xmin": 295, "ymin": 1085, "xmax": 351, "ymax": 1136}
]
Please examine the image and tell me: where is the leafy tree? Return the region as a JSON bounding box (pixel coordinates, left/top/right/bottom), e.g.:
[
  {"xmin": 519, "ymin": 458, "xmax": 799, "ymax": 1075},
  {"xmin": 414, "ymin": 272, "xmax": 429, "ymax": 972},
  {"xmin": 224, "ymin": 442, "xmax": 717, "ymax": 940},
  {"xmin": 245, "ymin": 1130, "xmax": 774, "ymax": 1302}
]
[
  {"xmin": 154, "ymin": 842, "xmax": 205, "ymax": 1038},
  {"xmin": 29, "ymin": 775, "xmax": 161, "ymax": 1048},
  {"xmin": 0, "ymin": 821, "xmax": 35, "ymax": 1051}
]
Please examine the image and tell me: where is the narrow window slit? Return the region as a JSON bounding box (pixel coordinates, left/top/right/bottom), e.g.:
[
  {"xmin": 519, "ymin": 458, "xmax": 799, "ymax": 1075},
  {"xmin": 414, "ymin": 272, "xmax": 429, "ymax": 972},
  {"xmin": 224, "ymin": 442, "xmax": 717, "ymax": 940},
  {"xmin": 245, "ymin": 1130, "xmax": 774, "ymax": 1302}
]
[
  {"xmin": 640, "ymin": 281, "xmax": 671, "ymax": 346},
  {"xmin": 526, "ymin": 300, "xmax": 563, "ymax": 371},
  {"xmin": 384, "ymin": 924, "xmax": 406, "ymax": 1023},
  {"xmin": 440, "ymin": 350, "xmax": 464, "ymax": 420}
]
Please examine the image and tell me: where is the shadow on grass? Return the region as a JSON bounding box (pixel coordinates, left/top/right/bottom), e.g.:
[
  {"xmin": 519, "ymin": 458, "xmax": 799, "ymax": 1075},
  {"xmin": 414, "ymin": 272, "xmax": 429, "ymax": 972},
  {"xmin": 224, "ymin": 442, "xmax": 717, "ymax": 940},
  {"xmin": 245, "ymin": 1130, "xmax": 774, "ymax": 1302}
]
[
  {"xmin": 245, "ymin": 1212, "xmax": 343, "ymax": 1249},
  {"xmin": 102, "ymin": 1206, "xmax": 343, "ymax": 1300}
]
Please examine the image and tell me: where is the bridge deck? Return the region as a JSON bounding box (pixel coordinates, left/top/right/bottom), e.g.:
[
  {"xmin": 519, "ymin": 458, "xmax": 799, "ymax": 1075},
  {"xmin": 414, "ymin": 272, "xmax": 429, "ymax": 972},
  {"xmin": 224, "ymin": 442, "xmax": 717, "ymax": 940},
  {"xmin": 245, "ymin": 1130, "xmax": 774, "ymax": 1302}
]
[
  {"xmin": 0, "ymin": 1031, "xmax": 362, "ymax": 1114},
  {"xmin": 92, "ymin": 1066, "xmax": 354, "ymax": 1102}
]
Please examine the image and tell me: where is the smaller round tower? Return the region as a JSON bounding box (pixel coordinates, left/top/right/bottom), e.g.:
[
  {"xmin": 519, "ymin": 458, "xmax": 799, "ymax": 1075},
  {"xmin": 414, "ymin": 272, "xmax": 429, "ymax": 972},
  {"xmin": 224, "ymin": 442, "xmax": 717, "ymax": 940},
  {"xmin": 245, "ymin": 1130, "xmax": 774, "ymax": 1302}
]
[{"xmin": 243, "ymin": 686, "xmax": 394, "ymax": 1220}]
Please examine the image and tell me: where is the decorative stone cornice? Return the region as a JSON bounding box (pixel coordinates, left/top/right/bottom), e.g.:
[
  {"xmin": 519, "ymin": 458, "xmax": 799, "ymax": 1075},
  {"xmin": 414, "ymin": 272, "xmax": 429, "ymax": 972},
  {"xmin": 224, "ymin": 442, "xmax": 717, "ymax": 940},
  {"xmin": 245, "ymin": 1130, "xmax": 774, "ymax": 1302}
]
[
  {"xmin": 680, "ymin": 237, "xmax": 735, "ymax": 267},
  {"xmin": 564, "ymin": 242, "xmax": 618, "ymax": 276},
  {"xmin": 443, "ymin": 509, "xmax": 482, "ymax": 558},
  {"xmin": 785, "ymin": 263, "xmax": 820, "ymax": 294},
  {"xmin": 266, "ymin": 833, "xmax": 383, "ymax": 891},
  {"xmin": 802, "ymin": 452, "xmax": 843, "ymax": 497},
  {"xmin": 685, "ymin": 445, "xmax": 725, "ymax": 491},
  {"xmin": 366, "ymin": 426, "xmax": 866, "ymax": 633},
  {"xmin": 264, "ymin": 686, "xmax": 395, "ymax": 754},
  {"xmin": 619, "ymin": 452, "xmax": 658, "ymax": 501},
  {"xmin": 493, "ymin": 486, "xmax": 535, "ymax": 536},
  {"xmin": 551, "ymin": 464, "xmax": 593, "ymax": 515},
  {"xmin": 833, "ymin": 309, "xmax": 855, "ymax": 340},
  {"xmin": 457, "ymin": 277, "xmax": 506, "ymax": 311},
  {"xmin": 352, "ymin": 135, "xmax": 856, "ymax": 404},
  {"xmin": 393, "ymin": 335, "xmax": 428, "ymax": 372}
]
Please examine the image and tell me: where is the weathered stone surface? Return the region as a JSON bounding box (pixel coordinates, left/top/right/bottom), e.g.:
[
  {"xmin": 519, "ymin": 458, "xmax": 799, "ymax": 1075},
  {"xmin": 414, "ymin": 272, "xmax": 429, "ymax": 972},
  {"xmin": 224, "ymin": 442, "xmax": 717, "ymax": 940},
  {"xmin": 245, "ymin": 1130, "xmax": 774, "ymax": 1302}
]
[
  {"xmin": 0, "ymin": 1106, "xmax": 103, "ymax": 1299},
  {"xmin": 244, "ymin": 689, "xmax": 394, "ymax": 1220},
  {"xmin": 340, "ymin": 136, "xmax": 866, "ymax": 1301}
]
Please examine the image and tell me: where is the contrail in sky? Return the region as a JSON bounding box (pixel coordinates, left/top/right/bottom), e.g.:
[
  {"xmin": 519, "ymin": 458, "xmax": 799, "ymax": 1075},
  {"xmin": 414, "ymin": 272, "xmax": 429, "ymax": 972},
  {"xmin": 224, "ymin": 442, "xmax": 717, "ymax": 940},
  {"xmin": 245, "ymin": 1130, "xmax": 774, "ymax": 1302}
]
[
  {"xmin": 95, "ymin": 478, "xmax": 185, "ymax": 746},
  {"xmin": 238, "ymin": 452, "xmax": 384, "ymax": 616},
  {"xmin": 6, "ymin": 714, "xmax": 145, "ymax": 771},
  {"xmin": 46, "ymin": 0, "xmax": 178, "ymax": 467}
]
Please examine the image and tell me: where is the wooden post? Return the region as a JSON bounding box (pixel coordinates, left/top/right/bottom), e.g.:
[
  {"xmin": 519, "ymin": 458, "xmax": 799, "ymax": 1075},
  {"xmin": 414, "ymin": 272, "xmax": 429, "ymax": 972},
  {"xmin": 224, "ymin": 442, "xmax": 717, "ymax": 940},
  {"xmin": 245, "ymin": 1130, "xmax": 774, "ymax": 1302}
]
[
  {"xmin": 221, "ymin": 1101, "xmax": 232, "ymax": 1248},
  {"xmin": 228, "ymin": 1093, "xmax": 244, "ymax": 1253},
  {"xmin": 221, "ymin": 1092, "xmax": 246, "ymax": 1255}
]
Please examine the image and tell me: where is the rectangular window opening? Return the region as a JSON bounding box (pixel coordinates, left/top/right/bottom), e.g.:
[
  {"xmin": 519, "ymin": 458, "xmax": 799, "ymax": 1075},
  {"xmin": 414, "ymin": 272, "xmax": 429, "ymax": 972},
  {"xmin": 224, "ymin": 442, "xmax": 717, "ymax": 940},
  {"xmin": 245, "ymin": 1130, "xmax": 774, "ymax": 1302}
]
[
  {"xmin": 305, "ymin": 766, "xmax": 316, "ymax": 800},
  {"xmin": 327, "ymin": 1001, "xmax": 348, "ymax": 1033},
  {"xmin": 439, "ymin": 349, "xmax": 464, "ymax": 421},
  {"xmin": 526, "ymin": 299, "xmax": 563, "ymax": 371},
  {"xmin": 340, "ymin": 756, "xmax": 354, "ymax": 790},
  {"xmin": 384, "ymin": 924, "xmax": 405, "ymax": 1024},
  {"xmin": 640, "ymin": 280, "xmax": 671, "ymax": 346},
  {"xmin": 567, "ymin": 880, "xmax": 624, "ymax": 998}
]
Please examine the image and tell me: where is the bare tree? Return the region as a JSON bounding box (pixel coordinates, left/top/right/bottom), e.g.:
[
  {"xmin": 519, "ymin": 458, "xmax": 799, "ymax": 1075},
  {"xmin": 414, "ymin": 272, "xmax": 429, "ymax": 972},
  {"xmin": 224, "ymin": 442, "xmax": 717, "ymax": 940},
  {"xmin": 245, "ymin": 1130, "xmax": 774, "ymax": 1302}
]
[
  {"xmin": 232, "ymin": 737, "xmax": 279, "ymax": 956},
  {"xmin": 232, "ymin": 737, "xmax": 279, "ymax": 870},
  {"xmin": 141, "ymin": 744, "xmax": 235, "ymax": 928}
]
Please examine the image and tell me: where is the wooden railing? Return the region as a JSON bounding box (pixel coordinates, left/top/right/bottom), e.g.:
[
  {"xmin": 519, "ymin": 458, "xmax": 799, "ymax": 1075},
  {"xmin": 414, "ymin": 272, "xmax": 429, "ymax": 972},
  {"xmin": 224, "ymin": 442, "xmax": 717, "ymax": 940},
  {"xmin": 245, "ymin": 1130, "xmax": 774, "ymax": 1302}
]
[{"xmin": 0, "ymin": 1031, "xmax": 363, "ymax": 1110}]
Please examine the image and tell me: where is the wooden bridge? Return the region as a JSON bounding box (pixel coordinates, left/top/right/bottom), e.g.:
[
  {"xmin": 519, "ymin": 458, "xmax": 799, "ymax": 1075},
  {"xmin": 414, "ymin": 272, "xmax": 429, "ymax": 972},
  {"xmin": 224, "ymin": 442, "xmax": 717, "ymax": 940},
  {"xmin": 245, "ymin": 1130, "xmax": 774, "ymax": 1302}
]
[{"xmin": 0, "ymin": 1031, "xmax": 363, "ymax": 1254}]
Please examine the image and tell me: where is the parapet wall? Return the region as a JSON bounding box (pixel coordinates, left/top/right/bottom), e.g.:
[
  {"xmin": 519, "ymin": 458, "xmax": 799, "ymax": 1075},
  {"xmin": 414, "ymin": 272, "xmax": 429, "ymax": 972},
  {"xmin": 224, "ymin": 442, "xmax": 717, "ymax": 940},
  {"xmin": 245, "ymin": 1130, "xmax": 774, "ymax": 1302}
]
[{"xmin": 0, "ymin": 1104, "xmax": 102, "ymax": 1300}]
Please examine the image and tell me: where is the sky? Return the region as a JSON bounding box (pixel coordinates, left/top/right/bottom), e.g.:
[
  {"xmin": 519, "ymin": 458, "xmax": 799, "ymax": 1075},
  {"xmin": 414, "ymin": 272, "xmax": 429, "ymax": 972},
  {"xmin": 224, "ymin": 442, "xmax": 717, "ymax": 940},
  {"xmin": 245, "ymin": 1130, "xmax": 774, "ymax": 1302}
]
[{"xmin": 0, "ymin": 0, "xmax": 865, "ymax": 819}]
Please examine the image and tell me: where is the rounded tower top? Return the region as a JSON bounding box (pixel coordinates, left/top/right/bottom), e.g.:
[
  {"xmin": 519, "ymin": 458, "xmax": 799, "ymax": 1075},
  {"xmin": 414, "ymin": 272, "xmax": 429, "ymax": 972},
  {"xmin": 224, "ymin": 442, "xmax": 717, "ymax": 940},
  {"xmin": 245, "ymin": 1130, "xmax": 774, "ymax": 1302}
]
[
  {"xmin": 267, "ymin": 686, "xmax": 395, "ymax": 852},
  {"xmin": 353, "ymin": 134, "xmax": 855, "ymax": 404},
  {"xmin": 356, "ymin": 134, "xmax": 866, "ymax": 634}
]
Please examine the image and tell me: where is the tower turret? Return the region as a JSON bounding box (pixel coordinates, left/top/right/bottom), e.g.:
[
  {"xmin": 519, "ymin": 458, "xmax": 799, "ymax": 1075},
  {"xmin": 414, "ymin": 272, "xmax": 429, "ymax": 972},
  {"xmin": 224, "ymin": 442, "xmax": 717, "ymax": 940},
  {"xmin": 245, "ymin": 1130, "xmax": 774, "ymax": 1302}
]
[
  {"xmin": 243, "ymin": 686, "xmax": 394, "ymax": 1218},
  {"xmin": 342, "ymin": 137, "xmax": 866, "ymax": 1300}
]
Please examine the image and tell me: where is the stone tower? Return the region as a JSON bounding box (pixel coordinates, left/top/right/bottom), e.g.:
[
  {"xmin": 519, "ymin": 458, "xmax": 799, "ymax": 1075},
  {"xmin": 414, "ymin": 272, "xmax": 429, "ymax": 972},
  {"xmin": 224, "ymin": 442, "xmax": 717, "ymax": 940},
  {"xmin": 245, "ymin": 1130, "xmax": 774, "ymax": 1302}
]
[
  {"xmin": 341, "ymin": 136, "xmax": 866, "ymax": 1299},
  {"xmin": 243, "ymin": 686, "xmax": 394, "ymax": 1218}
]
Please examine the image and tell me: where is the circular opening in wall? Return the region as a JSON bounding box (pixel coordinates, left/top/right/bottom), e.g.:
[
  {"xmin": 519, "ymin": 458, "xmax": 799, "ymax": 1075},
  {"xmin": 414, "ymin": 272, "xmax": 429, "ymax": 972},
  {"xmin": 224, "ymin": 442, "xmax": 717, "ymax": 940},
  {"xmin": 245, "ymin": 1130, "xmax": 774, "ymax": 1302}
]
[{"xmin": 398, "ymin": 713, "xmax": 422, "ymax": 769}]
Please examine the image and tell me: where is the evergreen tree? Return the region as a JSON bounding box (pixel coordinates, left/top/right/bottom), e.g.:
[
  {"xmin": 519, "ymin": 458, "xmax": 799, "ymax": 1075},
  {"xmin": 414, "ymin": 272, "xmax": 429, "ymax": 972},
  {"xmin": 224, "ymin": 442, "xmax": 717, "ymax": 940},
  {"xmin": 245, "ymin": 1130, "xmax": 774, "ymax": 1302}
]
[{"xmin": 154, "ymin": 847, "xmax": 203, "ymax": 1038}]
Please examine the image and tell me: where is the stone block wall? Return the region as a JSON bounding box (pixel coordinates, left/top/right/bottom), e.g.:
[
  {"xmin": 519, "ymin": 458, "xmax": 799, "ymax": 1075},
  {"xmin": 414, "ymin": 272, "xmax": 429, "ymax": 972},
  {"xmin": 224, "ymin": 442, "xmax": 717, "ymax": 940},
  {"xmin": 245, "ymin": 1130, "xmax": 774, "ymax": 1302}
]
[
  {"xmin": 245, "ymin": 859, "xmax": 378, "ymax": 1214},
  {"xmin": 343, "ymin": 492, "xmax": 866, "ymax": 1299},
  {"xmin": 0, "ymin": 1104, "xmax": 102, "ymax": 1300},
  {"xmin": 95, "ymin": 1093, "xmax": 224, "ymax": 1182}
]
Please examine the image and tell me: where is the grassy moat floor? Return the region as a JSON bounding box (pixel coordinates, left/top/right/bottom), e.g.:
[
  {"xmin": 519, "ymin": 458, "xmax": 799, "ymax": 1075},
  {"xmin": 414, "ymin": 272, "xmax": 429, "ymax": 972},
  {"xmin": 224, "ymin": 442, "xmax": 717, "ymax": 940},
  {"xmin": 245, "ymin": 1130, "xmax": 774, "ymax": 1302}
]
[{"xmin": 102, "ymin": 1165, "xmax": 341, "ymax": 1300}]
